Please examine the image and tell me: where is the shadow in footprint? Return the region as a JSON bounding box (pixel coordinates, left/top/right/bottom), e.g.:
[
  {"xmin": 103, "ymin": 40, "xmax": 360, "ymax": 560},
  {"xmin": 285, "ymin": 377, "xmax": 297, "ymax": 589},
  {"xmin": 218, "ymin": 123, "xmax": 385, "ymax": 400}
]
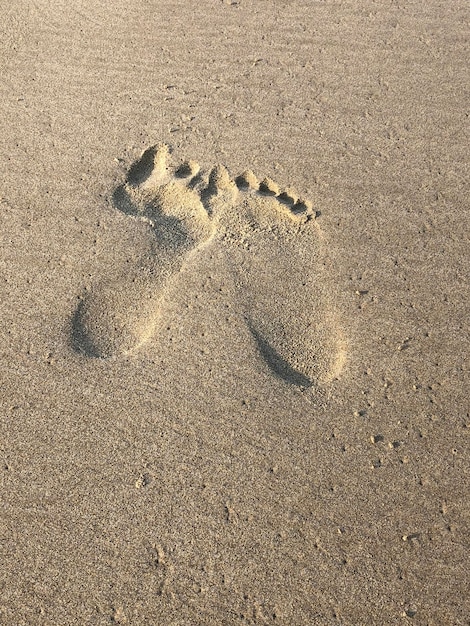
[
  {"xmin": 126, "ymin": 145, "xmax": 159, "ymax": 186},
  {"xmin": 248, "ymin": 325, "xmax": 313, "ymax": 388},
  {"xmin": 112, "ymin": 185, "xmax": 138, "ymax": 217},
  {"xmin": 71, "ymin": 300, "xmax": 100, "ymax": 358}
]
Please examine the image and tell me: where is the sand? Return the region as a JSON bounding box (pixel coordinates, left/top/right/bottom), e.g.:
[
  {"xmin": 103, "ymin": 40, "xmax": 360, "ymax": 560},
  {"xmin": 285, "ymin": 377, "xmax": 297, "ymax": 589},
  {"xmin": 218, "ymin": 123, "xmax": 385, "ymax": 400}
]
[{"xmin": 0, "ymin": 1, "xmax": 468, "ymax": 624}]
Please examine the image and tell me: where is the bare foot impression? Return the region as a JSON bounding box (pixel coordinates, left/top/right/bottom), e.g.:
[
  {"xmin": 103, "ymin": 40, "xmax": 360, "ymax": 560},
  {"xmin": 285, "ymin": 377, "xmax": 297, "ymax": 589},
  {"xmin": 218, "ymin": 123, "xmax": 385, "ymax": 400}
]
[{"xmin": 72, "ymin": 145, "xmax": 346, "ymax": 386}]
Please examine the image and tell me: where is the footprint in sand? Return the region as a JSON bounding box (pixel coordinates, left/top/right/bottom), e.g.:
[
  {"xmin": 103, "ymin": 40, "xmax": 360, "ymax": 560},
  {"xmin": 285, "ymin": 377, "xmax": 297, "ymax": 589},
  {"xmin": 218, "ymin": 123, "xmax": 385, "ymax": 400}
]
[
  {"xmin": 72, "ymin": 145, "xmax": 346, "ymax": 385},
  {"xmin": 72, "ymin": 145, "xmax": 213, "ymax": 359}
]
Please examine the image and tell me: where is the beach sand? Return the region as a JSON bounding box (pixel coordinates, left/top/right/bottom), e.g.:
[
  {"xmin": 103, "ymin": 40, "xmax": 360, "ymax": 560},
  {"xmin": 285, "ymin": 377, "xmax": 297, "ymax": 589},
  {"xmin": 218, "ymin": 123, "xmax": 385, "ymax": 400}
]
[{"xmin": 0, "ymin": 1, "xmax": 468, "ymax": 624}]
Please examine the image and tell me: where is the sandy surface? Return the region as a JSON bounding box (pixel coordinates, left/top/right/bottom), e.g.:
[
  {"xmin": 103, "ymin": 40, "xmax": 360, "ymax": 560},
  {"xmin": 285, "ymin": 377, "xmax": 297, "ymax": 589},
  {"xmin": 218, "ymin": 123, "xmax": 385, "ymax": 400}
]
[{"xmin": 1, "ymin": 1, "xmax": 469, "ymax": 624}]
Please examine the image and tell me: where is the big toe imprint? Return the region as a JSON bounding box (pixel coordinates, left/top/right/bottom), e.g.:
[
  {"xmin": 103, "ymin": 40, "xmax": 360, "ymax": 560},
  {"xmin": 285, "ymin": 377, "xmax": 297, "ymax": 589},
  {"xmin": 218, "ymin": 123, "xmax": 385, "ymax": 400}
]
[{"xmin": 71, "ymin": 145, "xmax": 346, "ymax": 386}]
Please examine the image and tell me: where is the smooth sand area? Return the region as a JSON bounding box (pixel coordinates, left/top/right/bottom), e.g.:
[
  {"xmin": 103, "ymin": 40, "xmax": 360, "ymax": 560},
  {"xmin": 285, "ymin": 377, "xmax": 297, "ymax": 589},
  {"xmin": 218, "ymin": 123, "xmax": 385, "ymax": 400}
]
[{"xmin": 1, "ymin": 1, "xmax": 468, "ymax": 624}]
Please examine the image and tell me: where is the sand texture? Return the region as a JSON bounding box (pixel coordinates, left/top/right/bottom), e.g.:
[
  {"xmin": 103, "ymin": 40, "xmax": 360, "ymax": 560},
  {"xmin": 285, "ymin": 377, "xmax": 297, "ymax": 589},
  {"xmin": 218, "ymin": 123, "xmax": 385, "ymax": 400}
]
[{"xmin": 1, "ymin": 1, "xmax": 469, "ymax": 624}]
